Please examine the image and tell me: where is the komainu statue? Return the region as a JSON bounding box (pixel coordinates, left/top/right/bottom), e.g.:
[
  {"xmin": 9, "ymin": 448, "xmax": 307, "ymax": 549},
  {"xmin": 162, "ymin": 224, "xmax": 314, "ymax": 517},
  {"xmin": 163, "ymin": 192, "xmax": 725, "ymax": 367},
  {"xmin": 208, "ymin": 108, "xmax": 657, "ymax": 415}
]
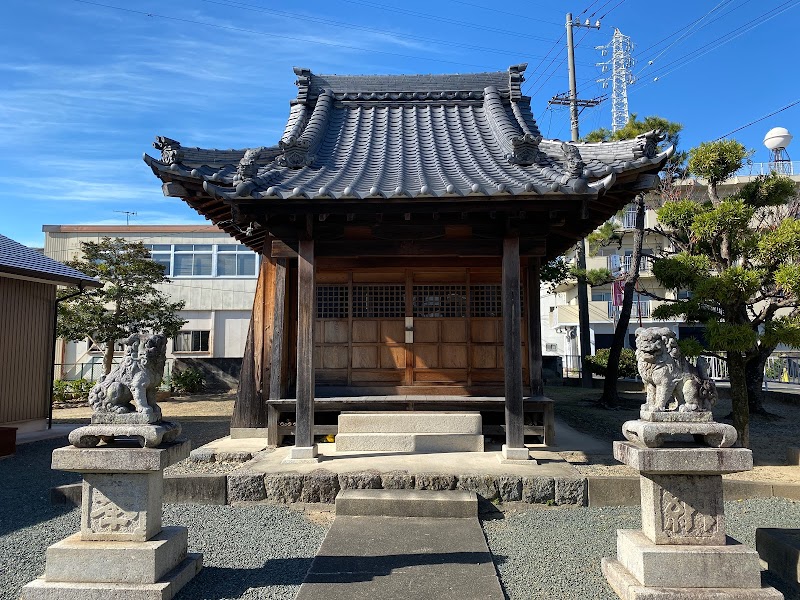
[
  {"xmin": 89, "ymin": 333, "xmax": 167, "ymax": 420},
  {"xmin": 635, "ymin": 327, "xmax": 717, "ymax": 413},
  {"xmin": 622, "ymin": 327, "xmax": 735, "ymax": 448},
  {"xmin": 69, "ymin": 332, "xmax": 181, "ymax": 448}
]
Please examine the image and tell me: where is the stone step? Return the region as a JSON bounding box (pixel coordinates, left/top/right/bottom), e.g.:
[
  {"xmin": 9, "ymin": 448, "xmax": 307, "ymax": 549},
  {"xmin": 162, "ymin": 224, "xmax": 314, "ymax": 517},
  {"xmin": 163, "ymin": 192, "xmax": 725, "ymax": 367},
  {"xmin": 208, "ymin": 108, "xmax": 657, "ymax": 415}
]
[
  {"xmin": 337, "ymin": 411, "xmax": 482, "ymax": 434},
  {"xmin": 334, "ymin": 432, "xmax": 484, "ymax": 453},
  {"xmin": 756, "ymin": 527, "xmax": 800, "ymax": 585},
  {"xmin": 335, "ymin": 489, "xmax": 477, "ymax": 518}
]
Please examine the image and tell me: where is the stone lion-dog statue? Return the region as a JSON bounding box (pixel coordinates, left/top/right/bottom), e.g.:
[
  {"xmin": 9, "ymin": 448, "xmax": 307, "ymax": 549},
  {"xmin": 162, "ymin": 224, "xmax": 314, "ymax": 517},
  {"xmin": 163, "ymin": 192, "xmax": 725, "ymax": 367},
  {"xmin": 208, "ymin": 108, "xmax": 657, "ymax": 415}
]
[
  {"xmin": 635, "ymin": 327, "xmax": 717, "ymax": 413},
  {"xmin": 88, "ymin": 332, "xmax": 167, "ymax": 422}
]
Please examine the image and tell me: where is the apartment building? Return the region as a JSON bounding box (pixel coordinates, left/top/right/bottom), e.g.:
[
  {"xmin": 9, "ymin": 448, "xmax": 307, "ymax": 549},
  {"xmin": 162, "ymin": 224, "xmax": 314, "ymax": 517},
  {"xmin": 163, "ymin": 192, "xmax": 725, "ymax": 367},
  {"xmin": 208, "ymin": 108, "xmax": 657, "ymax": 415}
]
[{"xmin": 43, "ymin": 225, "xmax": 259, "ymax": 387}]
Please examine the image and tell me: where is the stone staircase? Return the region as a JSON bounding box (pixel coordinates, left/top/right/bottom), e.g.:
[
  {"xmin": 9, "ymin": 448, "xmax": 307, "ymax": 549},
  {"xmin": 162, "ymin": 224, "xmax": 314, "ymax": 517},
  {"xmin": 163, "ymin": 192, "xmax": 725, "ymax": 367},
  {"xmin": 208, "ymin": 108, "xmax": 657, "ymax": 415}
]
[{"xmin": 334, "ymin": 411, "xmax": 484, "ymax": 452}]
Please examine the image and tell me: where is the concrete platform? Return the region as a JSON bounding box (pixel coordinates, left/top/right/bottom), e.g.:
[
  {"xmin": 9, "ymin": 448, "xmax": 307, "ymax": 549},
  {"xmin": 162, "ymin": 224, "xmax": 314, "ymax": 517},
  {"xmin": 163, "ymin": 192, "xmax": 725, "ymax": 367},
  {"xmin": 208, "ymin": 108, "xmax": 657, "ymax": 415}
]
[
  {"xmin": 245, "ymin": 442, "xmax": 577, "ymax": 478},
  {"xmin": 756, "ymin": 528, "xmax": 800, "ymax": 586},
  {"xmin": 338, "ymin": 411, "xmax": 483, "ymax": 434},
  {"xmin": 295, "ymin": 514, "xmax": 504, "ymax": 600},
  {"xmin": 334, "ymin": 432, "xmax": 485, "ymax": 453},
  {"xmin": 336, "ymin": 489, "xmax": 477, "ymax": 518}
]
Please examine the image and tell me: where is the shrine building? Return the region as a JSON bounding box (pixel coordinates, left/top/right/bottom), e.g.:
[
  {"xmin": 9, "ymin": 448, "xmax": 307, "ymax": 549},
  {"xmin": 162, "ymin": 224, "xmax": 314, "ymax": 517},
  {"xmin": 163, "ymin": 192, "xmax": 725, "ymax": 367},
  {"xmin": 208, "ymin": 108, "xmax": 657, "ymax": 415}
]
[{"xmin": 145, "ymin": 63, "xmax": 671, "ymax": 461}]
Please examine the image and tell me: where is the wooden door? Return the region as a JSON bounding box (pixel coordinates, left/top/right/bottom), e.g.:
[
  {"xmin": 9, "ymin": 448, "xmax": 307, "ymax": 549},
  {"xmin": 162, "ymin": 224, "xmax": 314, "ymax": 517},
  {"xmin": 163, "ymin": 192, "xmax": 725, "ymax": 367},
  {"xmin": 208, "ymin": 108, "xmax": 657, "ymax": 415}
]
[{"xmin": 315, "ymin": 267, "xmax": 527, "ymax": 389}]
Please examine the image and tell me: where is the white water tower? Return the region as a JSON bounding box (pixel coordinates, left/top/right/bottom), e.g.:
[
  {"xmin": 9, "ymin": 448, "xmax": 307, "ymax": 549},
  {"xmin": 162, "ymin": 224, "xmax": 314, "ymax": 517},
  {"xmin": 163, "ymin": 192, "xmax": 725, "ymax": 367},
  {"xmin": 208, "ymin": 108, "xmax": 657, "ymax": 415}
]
[{"xmin": 764, "ymin": 127, "xmax": 793, "ymax": 175}]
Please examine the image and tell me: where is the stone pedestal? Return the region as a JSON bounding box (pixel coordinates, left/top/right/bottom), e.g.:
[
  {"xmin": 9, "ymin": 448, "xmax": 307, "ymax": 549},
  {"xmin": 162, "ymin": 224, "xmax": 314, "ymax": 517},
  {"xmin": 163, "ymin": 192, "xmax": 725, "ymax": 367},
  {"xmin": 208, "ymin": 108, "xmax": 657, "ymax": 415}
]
[
  {"xmin": 21, "ymin": 440, "xmax": 202, "ymax": 599},
  {"xmin": 603, "ymin": 424, "xmax": 782, "ymax": 599}
]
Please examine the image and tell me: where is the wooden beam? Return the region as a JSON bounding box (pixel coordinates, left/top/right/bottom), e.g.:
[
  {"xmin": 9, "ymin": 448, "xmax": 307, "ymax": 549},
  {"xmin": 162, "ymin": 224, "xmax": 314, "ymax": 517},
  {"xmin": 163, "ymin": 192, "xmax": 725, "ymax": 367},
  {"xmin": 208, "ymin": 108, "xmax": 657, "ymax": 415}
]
[
  {"xmin": 230, "ymin": 258, "xmax": 270, "ymax": 429},
  {"xmin": 272, "ymin": 238, "xmax": 546, "ymax": 258},
  {"xmin": 295, "ymin": 239, "xmax": 316, "ymax": 450},
  {"xmin": 502, "ymin": 235, "xmax": 524, "ymax": 450},
  {"xmin": 268, "ymin": 258, "xmax": 287, "ymax": 401},
  {"xmin": 526, "ymin": 259, "xmax": 544, "ymax": 397}
]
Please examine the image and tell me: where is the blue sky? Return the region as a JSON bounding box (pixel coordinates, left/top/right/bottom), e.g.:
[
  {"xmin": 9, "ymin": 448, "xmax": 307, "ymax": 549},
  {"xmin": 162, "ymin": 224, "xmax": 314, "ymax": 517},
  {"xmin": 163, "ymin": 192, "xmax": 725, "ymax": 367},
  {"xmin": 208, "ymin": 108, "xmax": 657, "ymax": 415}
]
[{"xmin": 2, "ymin": 0, "xmax": 798, "ymax": 246}]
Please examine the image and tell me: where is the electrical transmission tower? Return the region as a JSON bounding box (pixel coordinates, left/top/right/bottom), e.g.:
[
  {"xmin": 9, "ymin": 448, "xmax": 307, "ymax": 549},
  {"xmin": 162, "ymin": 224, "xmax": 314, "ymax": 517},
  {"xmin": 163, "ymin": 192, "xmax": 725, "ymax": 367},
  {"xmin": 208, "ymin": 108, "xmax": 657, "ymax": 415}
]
[{"xmin": 596, "ymin": 28, "xmax": 635, "ymax": 133}]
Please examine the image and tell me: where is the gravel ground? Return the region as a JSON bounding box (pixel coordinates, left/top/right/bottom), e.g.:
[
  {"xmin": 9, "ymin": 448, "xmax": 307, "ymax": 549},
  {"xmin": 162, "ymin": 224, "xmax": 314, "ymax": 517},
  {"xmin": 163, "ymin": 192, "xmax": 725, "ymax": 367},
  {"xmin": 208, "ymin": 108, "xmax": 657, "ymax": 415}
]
[
  {"xmin": 482, "ymin": 499, "xmax": 800, "ymax": 600},
  {"xmin": 0, "ymin": 434, "xmax": 327, "ymax": 600}
]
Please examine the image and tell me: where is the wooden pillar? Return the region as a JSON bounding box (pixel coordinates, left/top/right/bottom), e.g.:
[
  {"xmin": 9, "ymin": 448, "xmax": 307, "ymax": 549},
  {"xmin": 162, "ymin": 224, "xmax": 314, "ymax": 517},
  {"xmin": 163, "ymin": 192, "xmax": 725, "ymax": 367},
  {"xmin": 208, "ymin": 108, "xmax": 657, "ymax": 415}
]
[
  {"xmin": 502, "ymin": 235, "xmax": 526, "ymax": 459},
  {"xmin": 526, "ymin": 258, "xmax": 544, "ymax": 397},
  {"xmin": 293, "ymin": 238, "xmax": 316, "ymax": 456},
  {"xmin": 267, "ymin": 258, "xmax": 287, "ymax": 447},
  {"xmin": 231, "ymin": 256, "xmax": 271, "ymax": 430}
]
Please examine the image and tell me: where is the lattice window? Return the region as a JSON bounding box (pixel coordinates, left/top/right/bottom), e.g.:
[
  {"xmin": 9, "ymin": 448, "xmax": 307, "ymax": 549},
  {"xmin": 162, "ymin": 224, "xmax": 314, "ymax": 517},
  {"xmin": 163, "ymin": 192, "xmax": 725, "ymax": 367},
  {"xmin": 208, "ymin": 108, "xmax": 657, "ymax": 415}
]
[
  {"xmin": 352, "ymin": 285, "xmax": 405, "ymax": 318},
  {"xmin": 470, "ymin": 285, "xmax": 502, "ymax": 317},
  {"xmin": 316, "ymin": 285, "xmax": 349, "ymax": 318},
  {"xmin": 468, "ymin": 285, "xmax": 525, "ymax": 317},
  {"xmin": 412, "ymin": 285, "xmax": 467, "ymax": 318}
]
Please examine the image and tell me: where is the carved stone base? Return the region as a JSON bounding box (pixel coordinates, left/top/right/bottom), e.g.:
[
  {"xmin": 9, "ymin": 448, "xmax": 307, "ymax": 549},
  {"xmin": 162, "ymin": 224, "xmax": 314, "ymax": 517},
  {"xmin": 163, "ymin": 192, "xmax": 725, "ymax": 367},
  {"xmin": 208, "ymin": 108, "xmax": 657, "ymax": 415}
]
[
  {"xmin": 20, "ymin": 554, "xmax": 202, "ymax": 600},
  {"xmin": 640, "ymin": 410, "xmax": 713, "ymax": 423},
  {"xmin": 91, "ymin": 410, "xmax": 162, "ymax": 425},
  {"xmin": 602, "ymin": 557, "xmax": 783, "ymax": 599},
  {"xmin": 69, "ymin": 421, "xmax": 181, "ymax": 449},
  {"xmin": 622, "ymin": 420, "xmax": 737, "ymax": 448}
]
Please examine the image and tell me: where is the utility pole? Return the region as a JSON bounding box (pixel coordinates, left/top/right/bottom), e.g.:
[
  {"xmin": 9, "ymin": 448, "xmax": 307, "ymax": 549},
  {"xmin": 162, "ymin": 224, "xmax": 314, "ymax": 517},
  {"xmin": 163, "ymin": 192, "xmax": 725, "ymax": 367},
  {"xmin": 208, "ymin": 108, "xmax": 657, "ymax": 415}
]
[{"xmin": 566, "ymin": 12, "xmax": 600, "ymax": 388}]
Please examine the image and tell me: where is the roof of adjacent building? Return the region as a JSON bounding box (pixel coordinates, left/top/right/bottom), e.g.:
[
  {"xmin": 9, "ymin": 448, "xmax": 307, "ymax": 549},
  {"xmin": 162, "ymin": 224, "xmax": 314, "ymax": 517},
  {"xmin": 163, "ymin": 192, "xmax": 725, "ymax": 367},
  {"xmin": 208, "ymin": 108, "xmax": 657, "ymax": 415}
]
[
  {"xmin": 0, "ymin": 234, "xmax": 101, "ymax": 287},
  {"xmin": 144, "ymin": 64, "xmax": 672, "ymax": 203}
]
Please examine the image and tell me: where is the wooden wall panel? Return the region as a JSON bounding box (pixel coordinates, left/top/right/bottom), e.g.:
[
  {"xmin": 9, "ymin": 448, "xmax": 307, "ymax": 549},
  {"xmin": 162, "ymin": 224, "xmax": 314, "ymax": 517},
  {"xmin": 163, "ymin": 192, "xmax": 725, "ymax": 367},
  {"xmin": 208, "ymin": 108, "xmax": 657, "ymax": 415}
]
[
  {"xmin": 352, "ymin": 321, "xmax": 378, "ymax": 343},
  {"xmin": 471, "ymin": 345, "xmax": 496, "ymax": 369},
  {"xmin": 441, "ymin": 345, "xmax": 468, "ymax": 368},
  {"xmin": 323, "ymin": 320, "xmax": 348, "ymax": 344},
  {"xmin": 0, "ymin": 278, "xmax": 54, "ymax": 424},
  {"xmin": 381, "ymin": 321, "xmax": 404, "ymax": 343},
  {"xmin": 471, "ymin": 321, "xmax": 497, "ymax": 343},
  {"xmin": 381, "ymin": 346, "xmax": 405, "ymax": 369},
  {"xmin": 352, "ymin": 346, "xmax": 378, "ymax": 369},
  {"xmin": 414, "ymin": 345, "xmax": 439, "ymax": 368},
  {"xmin": 414, "ymin": 321, "xmax": 439, "ymax": 343},
  {"xmin": 441, "ymin": 321, "xmax": 467, "ymax": 343}
]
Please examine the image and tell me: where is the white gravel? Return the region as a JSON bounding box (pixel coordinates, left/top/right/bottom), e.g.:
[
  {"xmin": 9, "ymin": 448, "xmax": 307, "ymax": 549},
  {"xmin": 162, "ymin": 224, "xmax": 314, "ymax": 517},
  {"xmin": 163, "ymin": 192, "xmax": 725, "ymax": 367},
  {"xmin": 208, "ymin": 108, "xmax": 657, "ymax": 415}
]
[{"xmin": 482, "ymin": 499, "xmax": 800, "ymax": 600}]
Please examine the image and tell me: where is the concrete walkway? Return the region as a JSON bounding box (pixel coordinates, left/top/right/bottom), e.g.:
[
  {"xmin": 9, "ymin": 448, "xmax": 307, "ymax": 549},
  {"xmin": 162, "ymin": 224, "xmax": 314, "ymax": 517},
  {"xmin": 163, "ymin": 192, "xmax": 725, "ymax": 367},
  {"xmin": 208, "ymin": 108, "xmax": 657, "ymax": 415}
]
[{"xmin": 295, "ymin": 490, "xmax": 505, "ymax": 600}]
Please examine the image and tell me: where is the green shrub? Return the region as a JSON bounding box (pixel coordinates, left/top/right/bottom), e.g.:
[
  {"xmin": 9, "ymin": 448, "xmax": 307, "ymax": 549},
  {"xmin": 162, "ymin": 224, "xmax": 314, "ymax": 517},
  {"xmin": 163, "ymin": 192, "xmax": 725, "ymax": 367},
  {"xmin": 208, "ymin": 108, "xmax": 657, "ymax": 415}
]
[
  {"xmin": 584, "ymin": 348, "xmax": 638, "ymax": 379},
  {"xmin": 70, "ymin": 378, "xmax": 95, "ymax": 400},
  {"xmin": 53, "ymin": 379, "xmax": 71, "ymax": 403},
  {"xmin": 171, "ymin": 368, "xmax": 205, "ymax": 394}
]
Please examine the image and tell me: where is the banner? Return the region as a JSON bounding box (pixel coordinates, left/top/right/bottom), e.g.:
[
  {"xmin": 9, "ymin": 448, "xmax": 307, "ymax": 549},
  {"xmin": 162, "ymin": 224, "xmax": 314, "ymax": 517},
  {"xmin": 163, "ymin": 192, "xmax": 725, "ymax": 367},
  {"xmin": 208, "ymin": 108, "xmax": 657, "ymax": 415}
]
[{"xmin": 612, "ymin": 279, "xmax": 624, "ymax": 307}]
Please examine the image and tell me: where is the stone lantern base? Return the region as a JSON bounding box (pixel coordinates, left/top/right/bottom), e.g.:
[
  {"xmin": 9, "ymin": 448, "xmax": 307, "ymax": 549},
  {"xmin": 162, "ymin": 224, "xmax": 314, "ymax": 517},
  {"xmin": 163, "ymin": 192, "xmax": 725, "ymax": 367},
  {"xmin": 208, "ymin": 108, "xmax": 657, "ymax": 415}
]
[
  {"xmin": 21, "ymin": 439, "xmax": 202, "ymax": 599},
  {"xmin": 603, "ymin": 437, "xmax": 783, "ymax": 600}
]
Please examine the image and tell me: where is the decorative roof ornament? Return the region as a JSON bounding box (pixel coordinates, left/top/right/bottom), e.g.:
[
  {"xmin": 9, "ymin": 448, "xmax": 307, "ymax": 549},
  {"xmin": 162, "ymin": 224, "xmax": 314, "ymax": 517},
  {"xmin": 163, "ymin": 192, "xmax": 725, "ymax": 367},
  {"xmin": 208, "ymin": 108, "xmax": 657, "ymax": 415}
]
[
  {"xmin": 278, "ymin": 89, "xmax": 333, "ymax": 169},
  {"xmin": 508, "ymin": 63, "xmax": 527, "ymax": 102},
  {"xmin": 634, "ymin": 130, "xmax": 666, "ymax": 159},
  {"xmin": 509, "ymin": 133, "xmax": 544, "ymax": 166},
  {"xmin": 152, "ymin": 136, "xmax": 183, "ymax": 165},
  {"xmin": 293, "ymin": 66, "xmax": 312, "ymax": 105},
  {"xmin": 236, "ymin": 147, "xmax": 264, "ymax": 182},
  {"xmin": 560, "ymin": 142, "xmax": 586, "ymax": 177}
]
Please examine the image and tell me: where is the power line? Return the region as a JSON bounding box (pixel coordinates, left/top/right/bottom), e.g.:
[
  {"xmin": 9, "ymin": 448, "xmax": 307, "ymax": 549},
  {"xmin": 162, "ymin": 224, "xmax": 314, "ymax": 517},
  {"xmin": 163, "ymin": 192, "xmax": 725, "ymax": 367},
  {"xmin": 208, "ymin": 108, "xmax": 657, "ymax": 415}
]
[
  {"xmin": 443, "ymin": 0, "xmax": 561, "ymax": 25},
  {"xmin": 196, "ymin": 0, "xmax": 572, "ymax": 62},
  {"xmin": 715, "ymin": 99, "xmax": 800, "ymax": 140},
  {"xmin": 338, "ymin": 0, "xmax": 561, "ymax": 43},
  {"xmin": 632, "ymin": 0, "xmax": 800, "ymax": 91},
  {"xmin": 71, "ymin": 0, "xmax": 508, "ymax": 71}
]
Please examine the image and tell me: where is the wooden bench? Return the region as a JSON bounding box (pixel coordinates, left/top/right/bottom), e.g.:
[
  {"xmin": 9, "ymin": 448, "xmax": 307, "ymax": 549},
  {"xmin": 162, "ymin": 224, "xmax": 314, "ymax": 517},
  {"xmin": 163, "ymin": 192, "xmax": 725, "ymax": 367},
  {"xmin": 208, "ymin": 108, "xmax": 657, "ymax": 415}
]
[{"xmin": 265, "ymin": 396, "xmax": 555, "ymax": 448}]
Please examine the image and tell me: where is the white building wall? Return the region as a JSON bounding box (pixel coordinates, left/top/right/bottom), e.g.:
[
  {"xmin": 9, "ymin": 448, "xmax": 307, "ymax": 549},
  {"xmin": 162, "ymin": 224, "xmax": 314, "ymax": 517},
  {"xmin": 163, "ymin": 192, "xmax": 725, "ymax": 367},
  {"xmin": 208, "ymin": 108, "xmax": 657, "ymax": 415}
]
[{"xmin": 43, "ymin": 226, "xmax": 257, "ymax": 375}]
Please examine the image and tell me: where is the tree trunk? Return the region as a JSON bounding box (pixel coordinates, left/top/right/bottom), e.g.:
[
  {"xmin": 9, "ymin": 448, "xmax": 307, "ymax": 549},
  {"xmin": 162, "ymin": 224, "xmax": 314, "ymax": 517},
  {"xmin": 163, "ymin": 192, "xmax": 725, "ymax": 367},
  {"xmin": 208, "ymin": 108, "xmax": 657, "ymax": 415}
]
[
  {"xmin": 746, "ymin": 347, "xmax": 773, "ymax": 415},
  {"xmin": 599, "ymin": 194, "xmax": 645, "ymax": 408},
  {"xmin": 728, "ymin": 351, "xmax": 750, "ymax": 448},
  {"xmin": 103, "ymin": 341, "xmax": 115, "ymax": 376}
]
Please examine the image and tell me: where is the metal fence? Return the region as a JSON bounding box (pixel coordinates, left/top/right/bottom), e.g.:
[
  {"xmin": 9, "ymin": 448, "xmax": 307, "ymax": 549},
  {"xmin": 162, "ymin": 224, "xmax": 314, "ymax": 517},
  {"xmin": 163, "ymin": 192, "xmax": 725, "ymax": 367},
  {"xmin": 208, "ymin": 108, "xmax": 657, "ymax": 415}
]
[
  {"xmin": 559, "ymin": 352, "xmax": 800, "ymax": 386},
  {"xmin": 54, "ymin": 359, "xmax": 174, "ymax": 384},
  {"xmin": 734, "ymin": 161, "xmax": 800, "ymax": 177}
]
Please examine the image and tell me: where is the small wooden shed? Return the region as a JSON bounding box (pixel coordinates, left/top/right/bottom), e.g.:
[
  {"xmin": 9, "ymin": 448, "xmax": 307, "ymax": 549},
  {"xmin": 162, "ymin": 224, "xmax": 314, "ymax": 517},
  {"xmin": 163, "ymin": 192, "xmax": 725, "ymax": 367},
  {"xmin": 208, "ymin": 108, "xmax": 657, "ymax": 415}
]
[
  {"xmin": 0, "ymin": 234, "xmax": 100, "ymax": 435},
  {"xmin": 145, "ymin": 64, "xmax": 671, "ymax": 459}
]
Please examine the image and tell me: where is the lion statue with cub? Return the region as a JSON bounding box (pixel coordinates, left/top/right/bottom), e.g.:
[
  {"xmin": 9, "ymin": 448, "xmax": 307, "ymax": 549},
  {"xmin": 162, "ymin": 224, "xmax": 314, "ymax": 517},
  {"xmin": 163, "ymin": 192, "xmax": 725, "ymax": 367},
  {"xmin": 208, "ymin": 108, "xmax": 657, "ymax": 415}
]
[
  {"xmin": 635, "ymin": 327, "xmax": 716, "ymax": 413},
  {"xmin": 88, "ymin": 333, "xmax": 166, "ymax": 421}
]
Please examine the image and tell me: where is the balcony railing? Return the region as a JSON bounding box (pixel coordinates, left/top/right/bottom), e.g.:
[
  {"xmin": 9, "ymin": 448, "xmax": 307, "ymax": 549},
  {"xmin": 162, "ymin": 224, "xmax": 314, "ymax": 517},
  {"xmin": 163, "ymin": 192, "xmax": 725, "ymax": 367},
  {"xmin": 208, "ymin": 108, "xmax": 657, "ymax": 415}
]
[
  {"xmin": 606, "ymin": 255, "xmax": 654, "ymax": 273},
  {"xmin": 734, "ymin": 161, "xmax": 800, "ymax": 177},
  {"xmin": 607, "ymin": 300, "xmax": 651, "ymax": 318}
]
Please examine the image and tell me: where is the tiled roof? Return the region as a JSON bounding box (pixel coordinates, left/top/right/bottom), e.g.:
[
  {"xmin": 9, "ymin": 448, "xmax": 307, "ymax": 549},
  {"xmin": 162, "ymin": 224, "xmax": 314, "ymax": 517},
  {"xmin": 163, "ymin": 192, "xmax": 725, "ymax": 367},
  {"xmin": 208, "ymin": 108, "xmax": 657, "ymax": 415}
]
[
  {"xmin": 144, "ymin": 64, "xmax": 672, "ymax": 204},
  {"xmin": 0, "ymin": 234, "xmax": 100, "ymax": 287}
]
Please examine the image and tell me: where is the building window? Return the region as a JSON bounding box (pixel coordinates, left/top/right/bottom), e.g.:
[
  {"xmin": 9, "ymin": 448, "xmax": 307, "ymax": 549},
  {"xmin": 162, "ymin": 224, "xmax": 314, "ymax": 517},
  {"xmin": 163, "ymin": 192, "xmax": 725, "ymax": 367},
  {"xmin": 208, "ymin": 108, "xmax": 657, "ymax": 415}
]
[
  {"xmin": 216, "ymin": 244, "xmax": 257, "ymax": 277},
  {"xmin": 317, "ymin": 286, "xmax": 349, "ymax": 318},
  {"xmin": 173, "ymin": 330, "xmax": 210, "ymax": 352},
  {"xmin": 173, "ymin": 244, "xmax": 213, "ymax": 277},
  {"xmin": 147, "ymin": 244, "xmax": 172, "ymax": 275},
  {"xmin": 145, "ymin": 243, "xmax": 259, "ymax": 278},
  {"xmin": 471, "ymin": 285, "xmax": 502, "ymax": 317},
  {"xmin": 545, "ymin": 343, "xmax": 558, "ymax": 353},
  {"xmin": 352, "ymin": 285, "xmax": 405, "ymax": 318},
  {"xmin": 412, "ymin": 285, "xmax": 467, "ymax": 318}
]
